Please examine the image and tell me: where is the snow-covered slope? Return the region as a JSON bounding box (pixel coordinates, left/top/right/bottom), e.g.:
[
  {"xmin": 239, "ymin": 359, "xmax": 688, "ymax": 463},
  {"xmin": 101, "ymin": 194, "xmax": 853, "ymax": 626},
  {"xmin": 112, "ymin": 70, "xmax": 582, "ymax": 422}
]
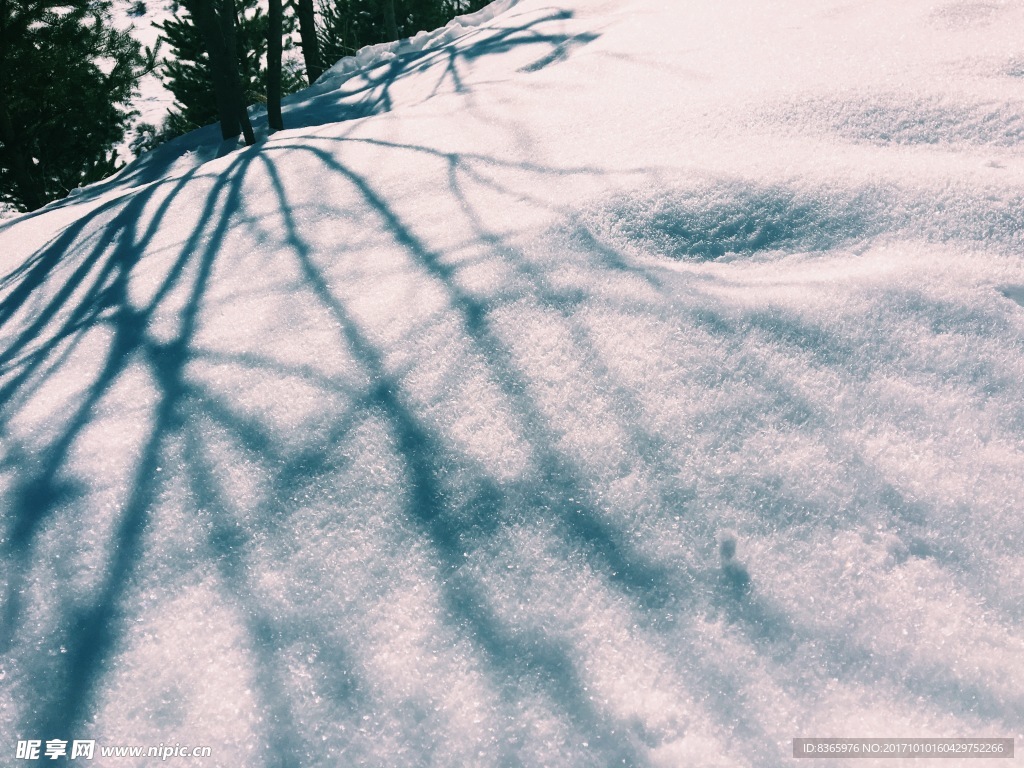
[{"xmin": 2, "ymin": 0, "xmax": 1024, "ymax": 765}]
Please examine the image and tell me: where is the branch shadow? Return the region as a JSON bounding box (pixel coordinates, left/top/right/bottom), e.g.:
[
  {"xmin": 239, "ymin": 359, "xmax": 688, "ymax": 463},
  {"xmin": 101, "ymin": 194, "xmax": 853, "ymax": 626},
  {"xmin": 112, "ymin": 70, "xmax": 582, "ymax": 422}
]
[
  {"xmin": 2, "ymin": 13, "xmax": 1020, "ymax": 766},
  {"xmin": 282, "ymin": 8, "xmax": 601, "ymax": 132},
  {"xmin": 0, "ymin": 153, "xmax": 324, "ymax": 764}
]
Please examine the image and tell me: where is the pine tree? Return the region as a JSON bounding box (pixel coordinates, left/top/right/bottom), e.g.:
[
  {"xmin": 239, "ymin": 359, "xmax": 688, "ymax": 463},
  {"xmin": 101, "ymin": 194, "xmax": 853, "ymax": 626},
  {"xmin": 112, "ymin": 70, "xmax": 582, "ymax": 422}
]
[
  {"xmin": 316, "ymin": 0, "xmax": 490, "ymax": 66},
  {"xmin": 294, "ymin": 0, "xmax": 324, "ymax": 84},
  {"xmin": 158, "ymin": 0, "xmax": 268, "ymax": 138},
  {"xmin": 158, "ymin": 0, "xmax": 305, "ymax": 140},
  {"xmin": 317, "ymin": 0, "xmax": 375, "ymax": 64},
  {"xmin": 0, "ymin": 0, "xmax": 145, "ymax": 211},
  {"xmin": 267, "ymin": 0, "xmax": 284, "ymax": 130}
]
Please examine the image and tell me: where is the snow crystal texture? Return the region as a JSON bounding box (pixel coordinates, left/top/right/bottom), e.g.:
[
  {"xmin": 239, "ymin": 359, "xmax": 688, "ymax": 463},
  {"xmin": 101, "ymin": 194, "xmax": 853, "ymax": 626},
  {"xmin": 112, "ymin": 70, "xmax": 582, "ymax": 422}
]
[{"xmin": 2, "ymin": 0, "xmax": 1024, "ymax": 765}]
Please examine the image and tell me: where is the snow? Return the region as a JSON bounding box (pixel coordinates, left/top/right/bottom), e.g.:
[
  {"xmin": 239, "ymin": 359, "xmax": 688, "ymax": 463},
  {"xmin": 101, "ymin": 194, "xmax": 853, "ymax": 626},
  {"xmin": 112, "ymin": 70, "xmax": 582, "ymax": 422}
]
[
  {"xmin": 2, "ymin": 0, "xmax": 1024, "ymax": 765},
  {"xmin": 313, "ymin": 0, "xmax": 519, "ymax": 86}
]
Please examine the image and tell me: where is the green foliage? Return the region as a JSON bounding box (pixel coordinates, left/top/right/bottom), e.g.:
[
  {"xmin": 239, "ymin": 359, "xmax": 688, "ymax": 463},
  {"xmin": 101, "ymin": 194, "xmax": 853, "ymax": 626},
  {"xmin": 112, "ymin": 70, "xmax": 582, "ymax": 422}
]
[
  {"xmin": 158, "ymin": 0, "xmax": 267, "ymax": 135},
  {"xmin": 129, "ymin": 120, "xmax": 177, "ymax": 155},
  {"xmin": 157, "ymin": 0, "xmax": 306, "ymax": 137},
  {"xmin": 0, "ymin": 0, "xmax": 145, "ymax": 210},
  {"xmin": 317, "ymin": 0, "xmax": 491, "ymax": 65},
  {"xmin": 157, "ymin": 0, "xmax": 488, "ymax": 142},
  {"xmin": 317, "ymin": 0, "xmax": 371, "ymax": 63}
]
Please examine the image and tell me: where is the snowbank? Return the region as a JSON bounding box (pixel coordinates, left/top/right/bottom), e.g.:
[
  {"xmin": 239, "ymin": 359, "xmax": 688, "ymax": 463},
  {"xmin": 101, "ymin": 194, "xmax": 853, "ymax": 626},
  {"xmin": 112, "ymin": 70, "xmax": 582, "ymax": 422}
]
[
  {"xmin": 2, "ymin": 0, "xmax": 1023, "ymax": 765},
  {"xmin": 311, "ymin": 0, "xmax": 519, "ymax": 91}
]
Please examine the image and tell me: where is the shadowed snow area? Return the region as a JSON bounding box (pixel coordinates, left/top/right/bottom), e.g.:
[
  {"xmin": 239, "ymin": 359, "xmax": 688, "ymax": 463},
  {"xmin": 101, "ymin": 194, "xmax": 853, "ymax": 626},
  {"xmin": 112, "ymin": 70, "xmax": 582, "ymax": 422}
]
[
  {"xmin": 2, "ymin": 0, "xmax": 1024, "ymax": 765},
  {"xmin": 575, "ymin": 182, "xmax": 877, "ymax": 261}
]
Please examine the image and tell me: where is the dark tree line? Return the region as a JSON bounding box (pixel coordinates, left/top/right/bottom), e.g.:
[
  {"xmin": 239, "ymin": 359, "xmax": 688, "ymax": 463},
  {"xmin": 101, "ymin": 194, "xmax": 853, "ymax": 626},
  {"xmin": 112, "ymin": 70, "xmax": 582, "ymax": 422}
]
[
  {"xmin": 157, "ymin": 0, "xmax": 490, "ymax": 144},
  {"xmin": 318, "ymin": 0, "xmax": 486, "ymax": 63},
  {"xmin": 0, "ymin": 0, "xmax": 153, "ymax": 211},
  {"xmin": 157, "ymin": 0, "xmax": 270, "ymax": 139},
  {"xmin": 0, "ymin": 0, "xmax": 490, "ymax": 211}
]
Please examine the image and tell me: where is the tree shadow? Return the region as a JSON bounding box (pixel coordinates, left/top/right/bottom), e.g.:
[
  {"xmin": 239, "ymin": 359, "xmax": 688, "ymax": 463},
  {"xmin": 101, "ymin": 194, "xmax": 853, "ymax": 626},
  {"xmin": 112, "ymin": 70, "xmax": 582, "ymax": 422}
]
[
  {"xmin": 0, "ymin": 26, "xmax": 665, "ymax": 761},
  {"xmin": 2, "ymin": 15, "xmax": 1021, "ymax": 766},
  {"xmin": 2, "ymin": 151, "xmax": 262, "ymax": 747},
  {"xmin": 281, "ymin": 7, "xmax": 600, "ymax": 132}
]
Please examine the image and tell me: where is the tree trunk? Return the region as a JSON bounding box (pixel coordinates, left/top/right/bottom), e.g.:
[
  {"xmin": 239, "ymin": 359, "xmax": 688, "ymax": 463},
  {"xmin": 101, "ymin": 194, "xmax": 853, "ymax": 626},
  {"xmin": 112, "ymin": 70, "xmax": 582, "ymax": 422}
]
[
  {"xmin": 217, "ymin": 0, "xmax": 255, "ymax": 144},
  {"xmin": 267, "ymin": 0, "xmax": 283, "ymax": 131},
  {"xmin": 383, "ymin": 0, "xmax": 398, "ymax": 42},
  {"xmin": 295, "ymin": 0, "xmax": 322, "ymax": 85},
  {"xmin": 184, "ymin": 0, "xmax": 241, "ymax": 140}
]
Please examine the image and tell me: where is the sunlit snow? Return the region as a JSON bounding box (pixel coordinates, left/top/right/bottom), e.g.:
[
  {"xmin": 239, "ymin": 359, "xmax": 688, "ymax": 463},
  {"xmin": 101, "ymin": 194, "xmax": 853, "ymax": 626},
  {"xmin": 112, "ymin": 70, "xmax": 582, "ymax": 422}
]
[{"xmin": 2, "ymin": 0, "xmax": 1024, "ymax": 765}]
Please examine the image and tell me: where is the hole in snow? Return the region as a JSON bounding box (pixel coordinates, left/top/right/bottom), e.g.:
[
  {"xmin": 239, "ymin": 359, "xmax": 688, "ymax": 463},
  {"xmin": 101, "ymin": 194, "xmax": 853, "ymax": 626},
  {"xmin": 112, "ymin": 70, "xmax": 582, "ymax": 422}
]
[{"xmin": 717, "ymin": 531, "xmax": 751, "ymax": 596}]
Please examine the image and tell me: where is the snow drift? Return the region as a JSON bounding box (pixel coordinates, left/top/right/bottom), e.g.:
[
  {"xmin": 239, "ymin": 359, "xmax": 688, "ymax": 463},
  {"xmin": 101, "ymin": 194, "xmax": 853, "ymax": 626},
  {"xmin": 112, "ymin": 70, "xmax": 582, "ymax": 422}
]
[{"xmin": 2, "ymin": 0, "xmax": 1024, "ymax": 765}]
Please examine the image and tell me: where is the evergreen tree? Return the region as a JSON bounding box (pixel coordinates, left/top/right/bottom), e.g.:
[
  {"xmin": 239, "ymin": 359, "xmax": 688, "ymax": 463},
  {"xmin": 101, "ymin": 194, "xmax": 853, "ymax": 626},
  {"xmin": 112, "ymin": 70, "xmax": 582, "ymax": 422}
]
[
  {"xmin": 158, "ymin": 0, "xmax": 268, "ymax": 138},
  {"xmin": 0, "ymin": 0, "xmax": 145, "ymax": 211},
  {"xmin": 317, "ymin": 0, "xmax": 489, "ymax": 66},
  {"xmin": 158, "ymin": 0, "xmax": 305, "ymax": 139},
  {"xmin": 267, "ymin": 0, "xmax": 284, "ymax": 130},
  {"xmin": 317, "ymin": 0, "xmax": 368, "ymax": 64},
  {"xmin": 294, "ymin": 0, "xmax": 323, "ymax": 84}
]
